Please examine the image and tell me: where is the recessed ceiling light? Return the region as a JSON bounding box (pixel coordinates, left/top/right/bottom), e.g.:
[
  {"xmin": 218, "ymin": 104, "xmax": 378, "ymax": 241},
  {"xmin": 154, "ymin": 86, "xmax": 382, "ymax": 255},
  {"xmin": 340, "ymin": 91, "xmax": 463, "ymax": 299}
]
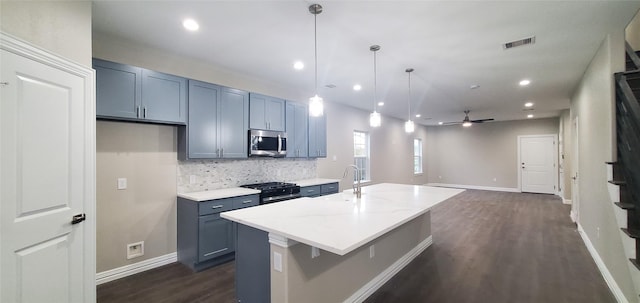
[
  {"xmin": 293, "ymin": 61, "xmax": 304, "ymax": 70},
  {"xmin": 527, "ymin": 114, "xmax": 534, "ymax": 118},
  {"xmin": 519, "ymin": 79, "xmax": 531, "ymax": 86},
  {"xmin": 378, "ymin": 102, "xmax": 384, "ymax": 106},
  {"xmin": 182, "ymin": 19, "xmax": 199, "ymax": 31},
  {"xmin": 353, "ymin": 84, "xmax": 362, "ymax": 91},
  {"xmin": 470, "ymin": 84, "xmax": 480, "ymax": 89},
  {"xmin": 524, "ymin": 102, "xmax": 534, "ymax": 107},
  {"xmin": 438, "ymin": 122, "xmax": 443, "ymax": 125},
  {"xmin": 415, "ymin": 114, "xmax": 421, "ymax": 118}
]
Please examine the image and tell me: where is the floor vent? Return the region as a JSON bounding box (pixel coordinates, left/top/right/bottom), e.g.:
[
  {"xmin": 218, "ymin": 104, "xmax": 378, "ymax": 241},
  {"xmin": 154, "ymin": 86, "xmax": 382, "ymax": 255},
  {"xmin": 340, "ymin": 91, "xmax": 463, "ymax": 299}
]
[{"xmin": 503, "ymin": 36, "xmax": 536, "ymax": 50}]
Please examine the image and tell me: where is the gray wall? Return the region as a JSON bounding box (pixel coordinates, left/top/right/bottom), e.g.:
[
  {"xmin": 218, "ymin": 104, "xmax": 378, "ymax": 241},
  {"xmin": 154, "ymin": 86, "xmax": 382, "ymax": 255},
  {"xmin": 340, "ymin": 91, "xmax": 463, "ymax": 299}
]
[
  {"xmin": 316, "ymin": 102, "xmax": 429, "ymax": 191},
  {"xmin": 424, "ymin": 118, "xmax": 559, "ymax": 189},
  {"xmin": 571, "ymin": 32, "xmax": 635, "ymax": 301},
  {"xmin": 0, "ymin": 1, "xmax": 92, "ymax": 67}
]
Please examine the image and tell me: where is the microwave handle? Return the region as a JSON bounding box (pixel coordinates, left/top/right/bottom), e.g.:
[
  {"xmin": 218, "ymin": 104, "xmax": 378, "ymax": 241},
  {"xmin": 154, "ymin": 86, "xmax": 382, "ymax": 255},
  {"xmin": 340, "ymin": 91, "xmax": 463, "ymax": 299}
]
[{"xmin": 277, "ymin": 134, "xmax": 282, "ymax": 153}]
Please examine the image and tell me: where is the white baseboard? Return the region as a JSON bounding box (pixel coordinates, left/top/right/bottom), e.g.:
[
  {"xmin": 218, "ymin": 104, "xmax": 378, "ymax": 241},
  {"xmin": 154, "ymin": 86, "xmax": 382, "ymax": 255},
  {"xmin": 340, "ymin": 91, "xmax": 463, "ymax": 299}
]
[
  {"xmin": 576, "ymin": 224, "xmax": 628, "ymax": 303},
  {"xmin": 345, "ymin": 235, "xmax": 433, "ymax": 303},
  {"xmin": 562, "ymin": 198, "xmax": 572, "ymax": 205},
  {"xmin": 425, "ymin": 183, "xmax": 520, "ymax": 193},
  {"xmin": 96, "ymin": 252, "xmax": 177, "ymax": 285},
  {"xmin": 570, "ymin": 210, "xmax": 577, "ymax": 223}
]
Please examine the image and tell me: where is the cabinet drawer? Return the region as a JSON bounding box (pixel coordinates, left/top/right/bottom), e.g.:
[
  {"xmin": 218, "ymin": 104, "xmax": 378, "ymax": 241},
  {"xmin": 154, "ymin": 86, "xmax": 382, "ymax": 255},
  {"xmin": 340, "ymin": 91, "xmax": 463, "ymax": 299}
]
[
  {"xmin": 300, "ymin": 185, "xmax": 321, "ymax": 197},
  {"xmin": 199, "ymin": 198, "xmax": 234, "ymax": 215},
  {"xmin": 233, "ymin": 194, "xmax": 259, "ymax": 209},
  {"xmin": 321, "ymin": 183, "xmax": 339, "ymax": 195}
]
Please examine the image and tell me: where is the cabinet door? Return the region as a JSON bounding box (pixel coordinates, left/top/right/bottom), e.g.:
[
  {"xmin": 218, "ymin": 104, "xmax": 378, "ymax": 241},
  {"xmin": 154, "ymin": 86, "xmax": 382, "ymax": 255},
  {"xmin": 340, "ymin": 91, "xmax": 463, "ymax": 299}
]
[
  {"xmin": 249, "ymin": 93, "xmax": 267, "ymax": 130},
  {"xmin": 219, "ymin": 87, "xmax": 249, "ymax": 158},
  {"xmin": 187, "ymin": 80, "xmax": 220, "ymax": 158},
  {"xmin": 286, "ymin": 102, "xmax": 308, "ymax": 158},
  {"xmin": 308, "ymin": 114, "xmax": 327, "ymax": 158},
  {"xmin": 266, "ymin": 97, "xmax": 285, "ymax": 131},
  {"xmin": 198, "ymin": 214, "xmax": 234, "ymax": 262},
  {"xmin": 141, "ymin": 69, "xmax": 187, "ymax": 124},
  {"xmin": 93, "ymin": 58, "xmax": 141, "ymax": 119}
]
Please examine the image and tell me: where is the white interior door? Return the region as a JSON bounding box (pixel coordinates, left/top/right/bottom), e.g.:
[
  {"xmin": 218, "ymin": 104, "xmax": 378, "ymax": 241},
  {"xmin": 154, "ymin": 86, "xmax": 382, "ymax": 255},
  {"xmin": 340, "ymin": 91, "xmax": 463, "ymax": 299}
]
[
  {"xmin": 519, "ymin": 135, "xmax": 557, "ymax": 194},
  {"xmin": 571, "ymin": 117, "xmax": 580, "ymax": 223},
  {"xmin": 1, "ymin": 34, "xmax": 95, "ymax": 303}
]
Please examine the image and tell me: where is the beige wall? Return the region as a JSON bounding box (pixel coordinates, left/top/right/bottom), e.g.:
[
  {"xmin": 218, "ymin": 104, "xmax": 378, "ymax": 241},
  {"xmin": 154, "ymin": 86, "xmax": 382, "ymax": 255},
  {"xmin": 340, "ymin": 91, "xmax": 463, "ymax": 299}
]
[
  {"xmin": 424, "ymin": 118, "xmax": 558, "ymax": 189},
  {"xmin": 271, "ymin": 212, "xmax": 430, "ymax": 302},
  {"xmin": 0, "ymin": 1, "xmax": 92, "ymax": 67},
  {"xmin": 570, "ymin": 32, "xmax": 635, "ymax": 301},
  {"xmin": 316, "ymin": 102, "xmax": 429, "ymax": 191},
  {"xmin": 96, "ymin": 121, "xmax": 178, "ymax": 272},
  {"xmin": 626, "ymin": 9, "xmax": 640, "ymax": 51}
]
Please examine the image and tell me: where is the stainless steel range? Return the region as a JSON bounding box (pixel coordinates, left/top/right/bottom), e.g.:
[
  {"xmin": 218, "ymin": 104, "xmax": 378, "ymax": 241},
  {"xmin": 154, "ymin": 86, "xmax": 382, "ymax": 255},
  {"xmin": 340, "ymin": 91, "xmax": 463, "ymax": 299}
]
[{"xmin": 240, "ymin": 182, "xmax": 301, "ymax": 204}]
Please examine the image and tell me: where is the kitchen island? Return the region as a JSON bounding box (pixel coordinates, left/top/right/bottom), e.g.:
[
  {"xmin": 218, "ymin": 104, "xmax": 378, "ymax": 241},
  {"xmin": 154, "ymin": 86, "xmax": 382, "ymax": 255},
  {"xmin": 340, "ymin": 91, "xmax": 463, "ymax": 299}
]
[{"xmin": 221, "ymin": 183, "xmax": 463, "ymax": 303}]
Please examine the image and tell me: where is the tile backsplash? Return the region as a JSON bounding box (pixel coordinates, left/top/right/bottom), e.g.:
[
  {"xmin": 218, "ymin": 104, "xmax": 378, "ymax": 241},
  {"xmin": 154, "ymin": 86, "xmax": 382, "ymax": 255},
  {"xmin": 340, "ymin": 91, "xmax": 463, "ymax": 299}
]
[{"xmin": 178, "ymin": 158, "xmax": 317, "ymax": 193}]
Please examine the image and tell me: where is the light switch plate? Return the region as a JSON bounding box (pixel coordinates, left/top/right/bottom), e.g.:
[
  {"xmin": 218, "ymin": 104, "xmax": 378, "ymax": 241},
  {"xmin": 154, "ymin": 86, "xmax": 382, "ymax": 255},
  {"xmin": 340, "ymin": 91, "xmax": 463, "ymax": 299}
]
[{"xmin": 117, "ymin": 178, "xmax": 127, "ymax": 190}]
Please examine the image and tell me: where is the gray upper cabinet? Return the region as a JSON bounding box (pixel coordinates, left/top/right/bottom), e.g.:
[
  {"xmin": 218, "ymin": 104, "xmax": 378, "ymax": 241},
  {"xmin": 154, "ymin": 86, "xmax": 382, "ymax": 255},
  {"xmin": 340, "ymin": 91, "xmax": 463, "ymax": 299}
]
[
  {"xmin": 249, "ymin": 93, "xmax": 285, "ymax": 131},
  {"xmin": 219, "ymin": 87, "xmax": 249, "ymax": 158},
  {"xmin": 308, "ymin": 114, "xmax": 327, "ymax": 158},
  {"xmin": 93, "ymin": 58, "xmax": 187, "ymax": 125},
  {"xmin": 141, "ymin": 69, "xmax": 187, "ymax": 124},
  {"xmin": 285, "ymin": 101, "xmax": 308, "ymax": 158},
  {"xmin": 179, "ymin": 80, "xmax": 248, "ymax": 160},
  {"xmin": 94, "ymin": 59, "xmax": 141, "ymax": 119}
]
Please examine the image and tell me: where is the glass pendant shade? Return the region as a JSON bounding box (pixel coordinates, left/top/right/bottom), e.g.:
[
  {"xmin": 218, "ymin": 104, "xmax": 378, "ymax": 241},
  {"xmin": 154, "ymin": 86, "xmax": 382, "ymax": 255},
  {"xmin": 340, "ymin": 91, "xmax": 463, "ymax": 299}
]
[
  {"xmin": 370, "ymin": 111, "xmax": 381, "ymax": 127},
  {"xmin": 462, "ymin": 121, "xmax": 472, "ymax": 127},
  {"xmin": 309, "ymin": 94, "xmax": 324, "ymax": 117},
  {"xmin": 405, "ymin": 120, "xmax": 415, "ymax": 133}
]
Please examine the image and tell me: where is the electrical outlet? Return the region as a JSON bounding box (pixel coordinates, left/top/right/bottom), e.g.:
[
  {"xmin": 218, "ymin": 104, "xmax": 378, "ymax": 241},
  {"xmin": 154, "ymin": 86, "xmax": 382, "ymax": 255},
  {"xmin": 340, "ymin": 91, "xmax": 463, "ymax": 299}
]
[
  {"xmin": 438, "ymin": 176, "xmax": 442, "ymax": 179},
  {"xmin": 369, "ymin": 245, "xmax": 375, "ymax": 259},
  {"xmin": 117, "ymin": 178, "xmax": 127, "ymax": 190},
  {"xmin": 597, "ymin": 227, "xmax": 600, "ymax": 239},
  {"xmin": 273, "ymin": 252, "xmax": 282, "ymax": 272},
  {"xmin": 127, "ymin": 241, "xmax": 144, "ymax": 259},
  {"xmin": 311, "ymin": 246, "xmax": 320, "ymax": 258},
  {"xmin": 189, "ymin": 175, "xmax": 197, "ymax": 184},
  {"xmin": 493, "ymin": 177, "xmax": 497, "ymax": 182}
]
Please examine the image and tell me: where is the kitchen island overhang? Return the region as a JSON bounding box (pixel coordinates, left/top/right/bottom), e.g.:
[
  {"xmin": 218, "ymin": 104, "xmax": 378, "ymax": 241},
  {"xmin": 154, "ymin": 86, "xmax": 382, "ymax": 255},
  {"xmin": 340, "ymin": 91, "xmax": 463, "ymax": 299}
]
[{"xmin": 222, "ymin": 183, "xmax": 464, "ymax": 302}]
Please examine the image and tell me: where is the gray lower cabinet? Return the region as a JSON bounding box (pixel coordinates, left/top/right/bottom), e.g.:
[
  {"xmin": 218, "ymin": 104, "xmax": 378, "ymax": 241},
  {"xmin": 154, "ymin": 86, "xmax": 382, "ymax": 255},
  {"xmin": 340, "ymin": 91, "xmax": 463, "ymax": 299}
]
[
  {"xmin": 249, "ymin": 93, "xmax": 285, "ymax": 131},
  {"xmin": 285, "ymin": 101, "xmax": 309, "ymax": 158},
  {"xmin": 177, "ymin": 194, "xmax": 259, "ymax": 271},
  {"xmin": 300, "ymin": 182, "xmax": 338, "ymax": 197},
  {"xmin": 308, "ymin": 114, "xmax": 327, "ymax": 158},
  {"xmin": 93, "ymin": 58, "xmax": 187, "ymax": 124},
  {"xmin": 178, "ymin": 80, "xmax": 249, "ymax": 160},
  {"xmin": 236, "ymin": 224, "xmax": 270, "ymax": 303}
]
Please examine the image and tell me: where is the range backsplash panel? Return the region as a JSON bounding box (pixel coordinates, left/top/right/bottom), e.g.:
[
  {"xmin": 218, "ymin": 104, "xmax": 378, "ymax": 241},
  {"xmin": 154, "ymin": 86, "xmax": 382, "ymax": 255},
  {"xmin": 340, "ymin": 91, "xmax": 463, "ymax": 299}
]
[{"xmin": 178, "ymin": 158, "xmax": 317, "ymax": 193}]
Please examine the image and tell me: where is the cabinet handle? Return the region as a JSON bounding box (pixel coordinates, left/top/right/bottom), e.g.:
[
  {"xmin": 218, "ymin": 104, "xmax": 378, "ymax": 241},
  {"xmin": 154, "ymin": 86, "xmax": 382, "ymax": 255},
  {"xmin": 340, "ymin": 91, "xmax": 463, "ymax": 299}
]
[
  {"xmin": 136, "ymin": 106, "xmax": 140, "ymax": 118},
  {"xmin": 211, "ymin": 205, "xmax": 224, "ymax": 209},
  {"xmin": 220, "ymin": 148, "xmax": 223, "ymax": 157},
  {"xmin": 216, "ymin": 148, "xmax": 220, "ymax": 157},
  {"xmin": 143, "ymin": 107, "xmax": 147, "ymax": 118},
  {"xmin": 204, "ymin": 248, "xmax": 228, "ymax": 257},
  {"xmin": 242, "ymin": 200, "xmax": 253, "ymax": 204},
  {"xmin": 308, "ymin": 189, "xmax": 315, "ymax": 192}
]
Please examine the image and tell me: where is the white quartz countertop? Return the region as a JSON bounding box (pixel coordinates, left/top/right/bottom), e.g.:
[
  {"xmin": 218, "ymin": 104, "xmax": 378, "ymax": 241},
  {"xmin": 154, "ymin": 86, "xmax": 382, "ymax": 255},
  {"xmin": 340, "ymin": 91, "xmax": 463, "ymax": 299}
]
[
  {"xmin": 177, "ymin": 187, "xmax": 261, "ymax": 202},
  {"xmin": 221, "ymin": 183, "xmax": 464, "ymax": 255},
  {"xmin": 293, "ymin": 178, "xmax": 341, "ymax": 187}
]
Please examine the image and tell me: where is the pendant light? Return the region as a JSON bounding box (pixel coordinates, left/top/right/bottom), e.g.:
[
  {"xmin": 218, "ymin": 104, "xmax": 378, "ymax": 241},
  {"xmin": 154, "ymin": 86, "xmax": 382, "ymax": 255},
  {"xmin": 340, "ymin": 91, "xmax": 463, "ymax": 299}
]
[
  {"xmin": 308, "ymin": 4, "xmax": 324, "ymax": 117},
  {"xmin": 404, "ymin": 68, "xmax": 415, "ymax": 133},
  {"xmin": 369, "ymin": 45, "xmax": 381, "ymax": 127}
]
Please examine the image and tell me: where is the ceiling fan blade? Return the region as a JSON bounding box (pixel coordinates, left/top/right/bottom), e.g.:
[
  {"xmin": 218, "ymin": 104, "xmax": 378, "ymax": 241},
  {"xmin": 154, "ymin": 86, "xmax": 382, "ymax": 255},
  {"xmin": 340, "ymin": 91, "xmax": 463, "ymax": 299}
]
[
  {"xmin": 471, "ymin": 118, "xmax": 495, "ymax": 123},
  {"xmin": 441, "ymin": 121, "xmax": 462, "ymax": 125}
]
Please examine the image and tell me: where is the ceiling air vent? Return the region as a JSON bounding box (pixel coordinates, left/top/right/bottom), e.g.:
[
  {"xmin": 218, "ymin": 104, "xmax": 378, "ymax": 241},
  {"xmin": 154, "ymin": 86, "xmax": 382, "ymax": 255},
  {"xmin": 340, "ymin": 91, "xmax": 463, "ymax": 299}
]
[{"xmin": 503, "ymin": 36, "xmax": 536, "ymax": 50}]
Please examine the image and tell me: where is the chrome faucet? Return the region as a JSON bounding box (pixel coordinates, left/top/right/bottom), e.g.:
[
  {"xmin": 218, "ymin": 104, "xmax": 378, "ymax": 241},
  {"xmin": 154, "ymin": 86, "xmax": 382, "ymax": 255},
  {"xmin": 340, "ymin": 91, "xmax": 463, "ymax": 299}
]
[{"xmin": 343, "ymin": 164, "xmax": 362, "ymax": 198}]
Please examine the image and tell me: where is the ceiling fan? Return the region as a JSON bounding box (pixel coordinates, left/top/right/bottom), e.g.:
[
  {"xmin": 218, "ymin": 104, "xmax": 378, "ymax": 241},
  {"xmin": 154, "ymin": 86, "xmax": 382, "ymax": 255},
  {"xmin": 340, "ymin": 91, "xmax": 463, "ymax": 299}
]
[{"xmin": 441, "ymin": 110, "xmax": 494, "ymax": 127}]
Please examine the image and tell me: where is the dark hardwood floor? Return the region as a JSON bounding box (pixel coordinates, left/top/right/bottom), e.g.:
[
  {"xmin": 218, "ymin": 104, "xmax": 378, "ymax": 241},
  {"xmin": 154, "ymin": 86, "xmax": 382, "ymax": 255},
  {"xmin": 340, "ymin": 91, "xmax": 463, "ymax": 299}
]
[{"xmin": 98, "ymin": 190, "xmax": 615, "ymax": 303}]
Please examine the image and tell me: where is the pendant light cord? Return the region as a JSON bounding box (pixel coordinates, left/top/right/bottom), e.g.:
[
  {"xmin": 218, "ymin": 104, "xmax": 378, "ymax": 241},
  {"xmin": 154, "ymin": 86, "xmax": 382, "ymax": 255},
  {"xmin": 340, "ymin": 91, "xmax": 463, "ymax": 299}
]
[
  {"xmin": 408, "ymin": 71, "xmax": 411, "ymax": 119},
  {"xmin": 373, "ymin": 49, "xmax": 377, "ymax": 112},
  {"xmin": 314, "ymin": 10, "xmax": 318, "ymax": 95}
]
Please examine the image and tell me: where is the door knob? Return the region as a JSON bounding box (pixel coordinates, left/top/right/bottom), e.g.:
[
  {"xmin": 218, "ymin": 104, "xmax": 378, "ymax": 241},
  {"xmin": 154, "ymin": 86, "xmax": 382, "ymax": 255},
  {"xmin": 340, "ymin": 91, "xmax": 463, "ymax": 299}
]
[{"xmin": 71, "ymin": 213, "xmax": 86, "ymax": 225}]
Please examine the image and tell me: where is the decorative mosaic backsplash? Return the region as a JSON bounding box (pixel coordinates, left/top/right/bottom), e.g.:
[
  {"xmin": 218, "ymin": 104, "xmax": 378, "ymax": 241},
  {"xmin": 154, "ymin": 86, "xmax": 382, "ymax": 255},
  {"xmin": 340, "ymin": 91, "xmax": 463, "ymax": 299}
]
[{"xmin": 177, "ymin": 158, "xmax": 317, "ymax": 193}]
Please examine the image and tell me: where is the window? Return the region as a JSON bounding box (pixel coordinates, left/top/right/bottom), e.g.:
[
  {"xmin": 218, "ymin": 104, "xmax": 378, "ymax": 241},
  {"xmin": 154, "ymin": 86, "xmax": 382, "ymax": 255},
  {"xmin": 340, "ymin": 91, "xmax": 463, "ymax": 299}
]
[
  {"xmin": 353, "ymin": 131, "xmax": 370, "ymax": 182},
  {"xmin": 414, "ymin": 138, "xmax": 423, "ymax": 174}
]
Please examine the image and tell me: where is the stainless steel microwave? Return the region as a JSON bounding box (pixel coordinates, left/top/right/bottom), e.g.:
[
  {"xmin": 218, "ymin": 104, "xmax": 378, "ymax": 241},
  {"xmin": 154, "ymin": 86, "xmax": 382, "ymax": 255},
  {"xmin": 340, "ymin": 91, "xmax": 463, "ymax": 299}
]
[{"xmin": 248, "ymin": 129, "xmax": 287, "ymax": 157}]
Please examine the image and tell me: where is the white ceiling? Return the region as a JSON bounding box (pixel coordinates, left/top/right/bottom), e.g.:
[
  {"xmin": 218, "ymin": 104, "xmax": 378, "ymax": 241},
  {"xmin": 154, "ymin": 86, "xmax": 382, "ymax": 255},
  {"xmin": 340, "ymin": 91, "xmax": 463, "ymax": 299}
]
[{"xmin": 92, "ymin": 1, "xmax": 640, "ymax": 125}]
